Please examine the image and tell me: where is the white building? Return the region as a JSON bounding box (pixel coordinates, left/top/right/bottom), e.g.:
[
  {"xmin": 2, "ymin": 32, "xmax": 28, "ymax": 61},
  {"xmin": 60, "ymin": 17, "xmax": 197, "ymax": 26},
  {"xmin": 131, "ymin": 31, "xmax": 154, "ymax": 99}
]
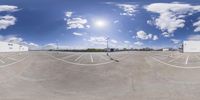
[
  {"xmin": 183, "ymin": 41, "xmax": 200, "ymax": 52},
  {"xmin": 163, "ymin": 48, "xmax": 169, "ymax": 51},
  {"xmin": 0, "ymin": 42, "xmax": 28, "ymax": 52}
]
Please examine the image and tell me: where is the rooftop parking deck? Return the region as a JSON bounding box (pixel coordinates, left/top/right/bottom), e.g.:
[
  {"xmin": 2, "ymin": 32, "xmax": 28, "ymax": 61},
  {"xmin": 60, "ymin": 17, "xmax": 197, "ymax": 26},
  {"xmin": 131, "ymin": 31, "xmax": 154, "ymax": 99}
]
[{"xmin": 1, "ymin": 51, "xmax": 200, "ymax": 100}]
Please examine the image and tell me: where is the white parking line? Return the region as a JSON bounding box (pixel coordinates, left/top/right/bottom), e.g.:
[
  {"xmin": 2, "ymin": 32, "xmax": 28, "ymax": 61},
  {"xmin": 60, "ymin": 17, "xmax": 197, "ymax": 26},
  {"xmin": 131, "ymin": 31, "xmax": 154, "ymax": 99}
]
[
  {"xmin": 185, "ymin": 56, "xmax": 189, "ymax": 65},
  {"xmin": 61, "ymin": 54, "xmax": 76, "ymax": 59},
  {"xmin": 0, "ymin": 59, "xmax": 5, "ymax": 63},
  {"xmin": 154, "ymin": 54, "xmax": 170, "ymax": 57},
  {"xmin": 168, "ymin": 55, "xmax": 183, "ymax": 63},
  {"xmin": 152, "ymin": 56, "xmax": 200, "ymax": 69},
  {"xmin": 7, "ymin": 57, "xmax": 17, "ymax": 61},
  {"xmin": 74, "ymin": 54, "xmax": 84, "ymax": 61},
  {"xmin": 0, "ymin": 54, "xmax": 29, "ymax": 68},
  {"xmin": 90, "ymin": 54, "xmax": 93, "ymax": 63}
]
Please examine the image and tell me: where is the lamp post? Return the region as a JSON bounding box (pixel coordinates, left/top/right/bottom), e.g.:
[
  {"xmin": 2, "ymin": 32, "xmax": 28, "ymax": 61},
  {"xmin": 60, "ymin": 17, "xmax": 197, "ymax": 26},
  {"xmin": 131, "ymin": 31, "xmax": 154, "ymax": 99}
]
[
  {"xmin": 56, "ymin": 40, "xmax": 59, "ymax": 50},
  {"xmin": 56, "ymin": 40, "xmax": 59, "ymax": 54},
  {"xmin": 106, "ymin": 37, "xmax": 109, "ymax": 56},
  {"xmin": 94, "ymin": 19, "xmax": 109, "ymax": 56}
]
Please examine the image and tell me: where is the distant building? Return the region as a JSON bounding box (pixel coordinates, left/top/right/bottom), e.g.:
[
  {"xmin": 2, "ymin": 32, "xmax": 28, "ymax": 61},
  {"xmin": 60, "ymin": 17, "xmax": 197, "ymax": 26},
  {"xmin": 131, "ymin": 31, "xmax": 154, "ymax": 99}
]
[
  {"xmin": 162, "ymin": 48, "xmax": 169, "ymax": 51},
  {"xmin": 183, "ymin": 41, "xmax": 200, "ymax": 52},
  {"xmin": 0, "ymin": 42, "xmax": 28, "ymax": 52}
]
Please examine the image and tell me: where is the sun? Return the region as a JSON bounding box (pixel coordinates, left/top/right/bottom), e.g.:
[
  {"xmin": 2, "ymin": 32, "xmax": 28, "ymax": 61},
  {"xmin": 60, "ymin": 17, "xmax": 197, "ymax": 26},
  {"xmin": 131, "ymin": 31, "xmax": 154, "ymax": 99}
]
[{"xmin": 94, "ymin": 20, "xmax": 107, "ymax": 28}]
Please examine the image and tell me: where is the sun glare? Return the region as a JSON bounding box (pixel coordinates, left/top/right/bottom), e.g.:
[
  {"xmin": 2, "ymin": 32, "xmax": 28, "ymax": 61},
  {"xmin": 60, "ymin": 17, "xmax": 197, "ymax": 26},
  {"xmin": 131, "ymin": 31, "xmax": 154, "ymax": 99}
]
[{"xmin": 95, "ymin": 20, "xmax": 107, "ymax": 28}]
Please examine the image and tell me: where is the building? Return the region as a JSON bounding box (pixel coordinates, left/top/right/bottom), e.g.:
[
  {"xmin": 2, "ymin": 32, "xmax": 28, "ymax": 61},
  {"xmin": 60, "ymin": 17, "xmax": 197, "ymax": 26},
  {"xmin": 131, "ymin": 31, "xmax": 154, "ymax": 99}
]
[
  {"xmin": 0, "ymin": 41, "xmax": 28, "ymax": 52},
  {"xmin": 162, "ymin": 48, "xmax": 169, "ymax": 51},
  {"xmin": 183, "ymin": 41, "xmax": 200, "ymax": 52}
]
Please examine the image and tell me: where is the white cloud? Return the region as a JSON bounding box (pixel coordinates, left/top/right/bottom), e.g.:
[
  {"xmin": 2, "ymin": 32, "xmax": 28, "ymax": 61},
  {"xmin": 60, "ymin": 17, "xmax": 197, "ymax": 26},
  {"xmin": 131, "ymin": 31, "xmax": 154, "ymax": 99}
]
[
  {"xmin": 136, "ymin": 30, "xmax": 152, "ymax": 40},
  {"xmin": 66, "ymin": 17, "xmax": 89, "ymax": 29},
  {"xmin": 72, "ymin": 32, "xmax": 84, "ymax": 36},
  {"xmin": 41, "ymin": 43, "xmax": 71, "ymax": 50},
  {"xmin": 28, "ymin": 43, "xmax": 39, "ymax": 47},
  {"xmin": 147, "ymin": 20, "xmax": 153, "ymax": 25},
  {"xmin": 145, "ymin": 2, "xmax": 200, "ymax": 37},
  {"xmin": 0, "ymin": 35, "xmax": 23, "ymax": 44},
  {"xmin": 0, "ymin": 5, "xmax": 18, "ymax": 12},
  {"xmin": 88, "ymin": 36, "xmax": 107, "ymax": 45},
  {"xmin": 116, "ymin": 4, "xmax": 138, "ymax": 16},
  {"xmin": 136, "ymin": 30, "xmax": 158, "ymax": 40},
  {"xmin": 193, "ymin": 19, "xmax": 200, "ymax": 32},
  {"xmin": 19, "ymin": 41, "xmax": 40, "ymax": 50},
  {"xmin": 26, "ymin": 42, "xmax": 40, "ymax": 50},
  {"xmin": 187, "ymin": 35, "xmax": 200, "ymax": 41},
  {"xmin": 111, "ymin": 39, "xmax": 118, "ymax": 43},
  {"xmin": 0, "ymin": 15, "xmax": 16, "ymax": 30},
  {"xmin": 5, "ymin": 36, "xmax": 23, "ymax": 43},
  {"xmin": 0, "ymin": 35, "xmax": 65, "ymax": 50},
  {"xmin": 134, "ymin": 41, "xmax": 143, "ymax": 46},
  {"xmin": 124, "ymin": 40, "xmax": 130, "ymax": 44},
  {"xmin": 0, "ymin": 5, "xmax": 19, "ymax": 30},
  {"xmin": 153, "ymin": 35, "xmax": 158, "ymax": 40},
  {"xmin": 43, "ymin": 43, "xmax": 57, "ymax": 50},
  {"xmin": 65, "ymin": 11, "xmax": 73, "ymax": 17},
  {"xmin": 155, "ymin": 12, "xmax": 185, "ymax": 35},
  {"xmin": 162, "ymin": 32, "xmax": 174, "ymax": 37},
  {"xmin": 171, "ymin": 39, "xmax": 181, "ymax": 44},
  {"xmin": 86, "ymin": 25, "xmax": 90, "ymax": 28},
  {"xmin": 0, "ymin": 35, "xmax": 39, "ymax": 50}
]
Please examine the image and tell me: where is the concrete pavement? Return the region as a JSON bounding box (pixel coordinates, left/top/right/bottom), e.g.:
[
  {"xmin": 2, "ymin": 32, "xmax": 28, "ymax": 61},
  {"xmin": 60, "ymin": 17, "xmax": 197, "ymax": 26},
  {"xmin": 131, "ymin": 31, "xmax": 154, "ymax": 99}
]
[{"xmin": 0, "ymin": 51, "xmax": 200, "ymax": 100}]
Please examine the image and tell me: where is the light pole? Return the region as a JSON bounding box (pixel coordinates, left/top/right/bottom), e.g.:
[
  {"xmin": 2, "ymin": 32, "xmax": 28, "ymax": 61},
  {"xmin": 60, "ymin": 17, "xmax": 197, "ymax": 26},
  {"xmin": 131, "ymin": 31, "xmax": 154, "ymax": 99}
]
[
  {"xmin": 56, "ymin": 40, "xmax": 59, "ymax": 50},
  {"xmin": 106, "ymin": 37, "xmax": 109, "ymax": 56},
  {"xmin": 94, "ymin": 19, "xmax": 109, "ymax": 56},
  {"xmin": 56, "ymin": 40, "xmax": 59, "ymax": 54}
]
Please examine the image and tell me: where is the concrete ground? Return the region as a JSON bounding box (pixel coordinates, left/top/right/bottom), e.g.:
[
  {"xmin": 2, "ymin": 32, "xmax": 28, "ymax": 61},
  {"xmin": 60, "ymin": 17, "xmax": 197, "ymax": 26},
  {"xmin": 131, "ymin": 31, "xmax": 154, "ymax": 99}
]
[{"xmin": 1, "ymin": 51, "xmax": 200, "ymax": 100}]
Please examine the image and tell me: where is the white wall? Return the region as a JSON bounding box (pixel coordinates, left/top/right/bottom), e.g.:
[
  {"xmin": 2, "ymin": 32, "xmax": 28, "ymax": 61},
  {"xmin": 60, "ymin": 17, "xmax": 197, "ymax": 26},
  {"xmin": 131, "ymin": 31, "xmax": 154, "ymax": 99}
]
[
  {"xmin": 183, "ymin": 41, "xmax": 200, "ymax": 52},
  {"xmin": 0, "ymin": 42, "xmax": 28, "ymax": 52},
  {"xmin": 163, "ymin": 48, "xmax": 169, "ymax": 51}
]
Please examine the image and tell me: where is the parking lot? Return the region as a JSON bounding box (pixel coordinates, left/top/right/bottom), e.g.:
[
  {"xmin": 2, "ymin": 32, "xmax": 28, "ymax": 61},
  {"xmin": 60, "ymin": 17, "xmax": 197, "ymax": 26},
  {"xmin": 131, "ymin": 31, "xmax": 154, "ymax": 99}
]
[
  {"xmin": 0, "ymin": 52, "xmax": 28, "ymax": 67},
  {"xmin": 150, "ymin": 51, "xmax": 200, "ymax": 68},
  {"xmin": 48, "ymin": 51, "xmax": 130, "ymax": 65},
  {"xmin": 1, "ymin": 51, "xmax": 200, "ymax": 100}
]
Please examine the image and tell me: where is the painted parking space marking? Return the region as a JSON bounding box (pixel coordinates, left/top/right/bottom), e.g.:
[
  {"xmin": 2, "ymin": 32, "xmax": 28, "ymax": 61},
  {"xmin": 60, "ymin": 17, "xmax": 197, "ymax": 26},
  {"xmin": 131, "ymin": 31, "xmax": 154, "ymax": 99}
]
[
  {"xmin": 0, "ymin": 59, "xmax": 5, "ymax": 64},
  {"xmin": 47, "ymin": 52, "xmax": 131, "ymax": 66},
  {"xmin": 152, "ymin": 56, "xmax": 200, "ymax": 69},
  {"xmin": 168, "ymin": 55, "xmax": 183, "ymax": 63},
  {"xmin": 7, "ymin": 57, "xmax": 17, "ymax": 61},
  {"xmin": 61, "ymin": 54, "xmax": 76, "ymax": 59},
  {"xmin": 185, "ymin": 55, "xmax": 189, "ymax": 65},
  {"xmin": 74, "ymin": 54, "xmax": 84, "ymax": 61},
  {"xmin": 154, "ymin": 54, "xmax": 172, "ymax": 57},
  {"xmin": 90, "ymin": 54, "xmax": 93, "ymax": 63},
  {"xmin": 0, "ymin": 54, "xmax": 29, "ymax": 68}
]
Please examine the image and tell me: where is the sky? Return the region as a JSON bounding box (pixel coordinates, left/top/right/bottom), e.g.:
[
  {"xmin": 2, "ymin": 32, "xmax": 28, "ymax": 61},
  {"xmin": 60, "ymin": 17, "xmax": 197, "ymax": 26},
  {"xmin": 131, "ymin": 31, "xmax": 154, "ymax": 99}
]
[{"xmin": 0, "ymin": 0, "xmax": 200, "ymax": 50}]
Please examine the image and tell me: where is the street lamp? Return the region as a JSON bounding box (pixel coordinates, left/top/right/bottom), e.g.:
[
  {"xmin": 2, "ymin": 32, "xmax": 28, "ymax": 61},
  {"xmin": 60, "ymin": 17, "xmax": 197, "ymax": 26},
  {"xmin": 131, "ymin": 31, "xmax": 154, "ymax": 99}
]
[
  {"xmin": 106, "ymin": 37, "xmax": 109, "ymax": 56},
  {"xmin": 56, "ymin": 40, "xmax": 59, "ymax": 54},
  {"xmin": 94, "ymin": 19, "xmax": 110, "ymax": 56}
]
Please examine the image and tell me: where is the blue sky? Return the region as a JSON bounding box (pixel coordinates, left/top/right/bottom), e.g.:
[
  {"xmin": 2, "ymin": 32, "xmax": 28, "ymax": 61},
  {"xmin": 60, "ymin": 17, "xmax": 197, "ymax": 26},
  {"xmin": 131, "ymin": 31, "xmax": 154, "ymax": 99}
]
[{"xmin": 0, "ymin": 0, "xmax": 200, "ymax": 49}]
